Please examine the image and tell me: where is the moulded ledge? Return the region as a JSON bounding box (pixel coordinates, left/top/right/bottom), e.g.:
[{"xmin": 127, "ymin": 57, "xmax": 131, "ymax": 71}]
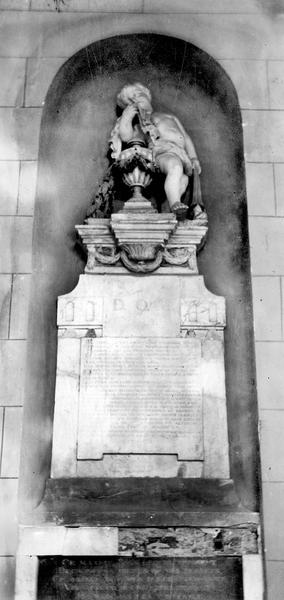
[{"xmin": 25, "ymin": 477, "xmax": 260, "ymax": 528}]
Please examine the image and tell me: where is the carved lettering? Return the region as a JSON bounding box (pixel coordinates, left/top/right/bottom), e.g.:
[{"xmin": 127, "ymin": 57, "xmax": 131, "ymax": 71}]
[
  {"xmin": 77, "ymin": 338, "xmax": 203, "ymax": 461},
  {"xmin": 113, "ymin": 298, "xmax": 125, "ymax": 311}
]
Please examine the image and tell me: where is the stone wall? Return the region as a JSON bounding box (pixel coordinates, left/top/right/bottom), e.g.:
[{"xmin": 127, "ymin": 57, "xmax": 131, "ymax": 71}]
[{"xmin": 0, "ymin": 1, "xmax": 283, "ymax": 598}]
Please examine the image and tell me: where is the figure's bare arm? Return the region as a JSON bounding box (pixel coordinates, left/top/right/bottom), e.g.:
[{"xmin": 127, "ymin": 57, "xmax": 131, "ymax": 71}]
[{"xmin": 119, "ymin": 104, "xmax": 138, "ymax": 142}]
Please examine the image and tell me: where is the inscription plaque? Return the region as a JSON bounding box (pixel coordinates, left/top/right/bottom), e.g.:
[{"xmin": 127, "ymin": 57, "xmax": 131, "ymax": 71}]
[{"xmin": 77, "ymin": 338, "xmax": 203, "ymax": 461}]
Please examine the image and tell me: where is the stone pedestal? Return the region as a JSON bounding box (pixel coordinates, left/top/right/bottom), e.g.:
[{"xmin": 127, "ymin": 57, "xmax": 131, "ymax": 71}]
[{"xmin": 51, "ymin": 215, "xmax": 229, "ymax": 479}]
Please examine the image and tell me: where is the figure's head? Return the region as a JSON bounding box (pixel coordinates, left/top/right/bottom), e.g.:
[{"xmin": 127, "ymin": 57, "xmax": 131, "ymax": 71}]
[{"xmin": 117, "ymin": 82, "xmax": 153, "ymax": 112}]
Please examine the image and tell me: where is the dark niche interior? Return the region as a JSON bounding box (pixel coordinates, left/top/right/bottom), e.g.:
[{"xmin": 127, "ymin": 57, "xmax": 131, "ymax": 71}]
[
  {"xmin": 37, "ymin": 556, "xmax": 243, "ymax": 600},
  {"xmin": 22, "ymin": 33, "xmax": 258, "ymax": 512}
]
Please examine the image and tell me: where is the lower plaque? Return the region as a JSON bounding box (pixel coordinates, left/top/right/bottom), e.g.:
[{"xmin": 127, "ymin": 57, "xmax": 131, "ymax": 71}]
[
  {"xmin": 37, "ymin": 557, "xmax": 243, "ymax": 600},
  {"xmin": 77, "ymin": 337, "xmax": 203, "ymax": 461}
]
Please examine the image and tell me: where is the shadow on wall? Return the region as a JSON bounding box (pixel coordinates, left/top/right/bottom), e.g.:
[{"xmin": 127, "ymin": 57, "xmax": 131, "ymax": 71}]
[{"xmin": 19, "ymin": 33, "xmax": 259, "ymax": 515}]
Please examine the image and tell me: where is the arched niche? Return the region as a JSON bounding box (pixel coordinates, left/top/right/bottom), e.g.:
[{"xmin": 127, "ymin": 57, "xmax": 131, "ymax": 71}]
[{"xmin": 20, "ymin": 33, "xmax": 259, "ymax": 515}]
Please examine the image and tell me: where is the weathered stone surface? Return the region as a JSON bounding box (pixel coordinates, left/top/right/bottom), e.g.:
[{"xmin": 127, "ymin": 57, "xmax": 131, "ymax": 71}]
[
  {"xmin": 249, "ymin": 217, "xmax": 284, "ymax": 275},
  {"xmin": 263, "ymin": 482, "xmax": 284, "ymax": 560},
  {"xmin": 9, "ymin": 274, "xmax": 31, "ymax": 339},
  {"xmin": 266, "ymin": 560, "xmax": 284, "ymax": 600},
  {"xmin": 0, "ymin": 557, "xmax": 15, "ymax": 600},
  {"xmin": 0, "ymin": 479, "xmax": 18, "ymax": 554},
  {"xmin": 0, "ymin": 108, "xmax": 41, "ymax": 160},
  {"xmin": 0, "ymin": 0, "xmax": 29, "ymax": 7},
  {"xmin": 0, "ymin": 58, "xmax": 25, "ymax": 107},
  {"xmin": 143, "ymin": 0, "xmax": 267, "ymax": 12},
  {"xmin": 0, "ymin": 275, "xmax": 12, "ymax": 338},
  {"xmin": 0, "ymin": 11, "xmax": 282, "ymax": 61},
  {"xmin": 245, "ymin": 163, "xmax": 275, "ymax": 216},
  {"xmin": 17, "ymin": 526, "xmax": 118, "ymax": 556},
  {"xmin": 0, "ymin": 161, "xmax": 19, "ymax": 215},
  {"xmin": 0, "ymin": 407, "xmax": 3, "ymax": 457},
  {"xmin": 32, "ymin": 0, "xmax": 143, "ymax": 10},
  {"xmin": 268, "ymin": 60, "xmax": 284, "ymax": 109},
  {"xmin": 0, "ymin": 217, "xmax": 32, "ymax": 273},
  {"xmin": 220, "ymin": 60, "xmax": 269, "ymax": 109},
  {"xmin": 118, "ymin": 526, "xmax": 258, "ymax": 556},
  {"xmin": 255, "ymin": 342, "xmax": 284, "ymax": 409},
  {"xmin": 243, "ymin": 110, "xmax": 284, "ymax": 163},
  {"xmin": 260, "ymin": 410, "xmax": 284, "ymax": 482},
  {"xmin": 274, "ymin": 164, "xmax": 284, "ymax": 217},
  {"xmin": 17, "ymin": 161, "xmax": 37, "ymax": 215},
  {"xmin": 25, "ymin": 58, "xmax": 65, "ymax": 107},
  {"xmin": 251, "ymin": 277, "xmax": 282, "ymax": 340},
  {"xmin": 1, "ymin": 406, "xmax": 23, "ymax": 477},
  {"xmin": 0, "ymin": 340, "xmax": 27, "ymax": 405},
  {"xmin": 37, "ymin": 477, "xmax": 258, "ymax": 528}
]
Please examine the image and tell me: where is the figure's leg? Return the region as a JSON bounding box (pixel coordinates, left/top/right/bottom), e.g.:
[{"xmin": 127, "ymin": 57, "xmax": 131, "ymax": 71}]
[
  {"xmin": 156, "ymin": 154, "xmax": 189, "ymax": 216},
  {"xmin": 180, "ymin": 173, "xmax": 189, "ymax": 197}
]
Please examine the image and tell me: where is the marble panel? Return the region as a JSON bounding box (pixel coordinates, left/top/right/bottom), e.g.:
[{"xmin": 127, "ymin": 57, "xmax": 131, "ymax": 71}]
[
  {"xmin": 242, "ymin": 555, "xmax": 263, "ymax": 600},
  {"xmin": 77, "ymin": 456, "xmax": 202, "ymax": 478},
  {"xmin": 251, "ymin": 277, "xmax": 282, "ymax": 340},
  {"xmin": 18, "ymin": 526, "xmax": 118, "ymax": 556},
  {"xmin": 255, "ymin": 342, "xmax": 284, "ymax": 409},
  {"xmin": 0, "ymin": 58, "xmax": 25, "ymax": 107},
  {"xmin": 249, "ymin": 217, "xmax": 284, "ymax": 276},
  {"xmin": 0, "ymin": 160, "xmax": 19, "ymax": 215},
  {"xmin": 180, "ymin": 276, "xmax": 226, "ymax": 328},
  {"xmin": 0, "ymin": 217, "xmax": 32, "ymax": 273},
  {"xmin": 1, "ymin": 406, "xmax": 23, "ymax": 477},
  {"xmin": 245, "ymin": 163, "xmax": 275, "ymax": 216},
  {"xmin": 51, "ymin": 338, "xmax": 80, "ymax": 477},
  {"xmin": 202, "ymin": 336, "xmax": 230, "ymax": 478},
  {"xmin": 103, "ymin": 276, "xmax": 180, "ymax": 338},
  {"xmin": 14, "ymin": 555, "xmax": 38, "ymax": 600},
  {"xmin": 77, "ymin": 337, "xmax": 203, "ymax": 462},
  {"xmin": 17, "ymin": 161, "xmax": 37, "ymax": 215}
]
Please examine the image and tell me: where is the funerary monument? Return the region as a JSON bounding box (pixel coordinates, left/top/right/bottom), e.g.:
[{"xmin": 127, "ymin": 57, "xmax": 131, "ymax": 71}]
[
  {"xmin": 15, "ymin": 79, "xmax": 261, "ymax": 600},
  {"xmin": 51, "ymin": 82, "xmax": 229, "ymax": 480}
]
